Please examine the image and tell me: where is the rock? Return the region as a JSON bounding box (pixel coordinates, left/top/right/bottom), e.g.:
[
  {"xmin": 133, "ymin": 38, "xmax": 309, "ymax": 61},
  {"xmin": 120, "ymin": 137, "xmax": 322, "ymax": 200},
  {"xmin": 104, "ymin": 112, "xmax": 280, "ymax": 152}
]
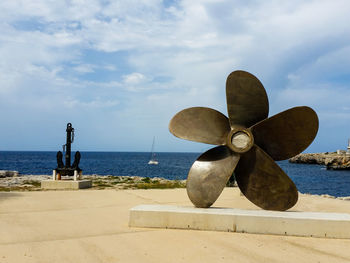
[
  {"xmin": 289, "ymin": 152, "xmax": 350, "ymax": 170},
  {"xmin": 321, "ymin": 194, "xmax": 335, "ymax": 199},
  {"xmin": 0, "ymin": 170, "xmax": 20, "ymax": 178}
]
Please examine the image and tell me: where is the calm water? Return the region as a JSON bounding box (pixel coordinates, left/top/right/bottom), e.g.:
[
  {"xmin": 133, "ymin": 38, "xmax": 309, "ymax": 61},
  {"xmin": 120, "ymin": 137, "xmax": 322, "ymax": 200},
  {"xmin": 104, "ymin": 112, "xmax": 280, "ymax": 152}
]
[{"xmin": 1, "ymin": 151, "xmax": 350, "ymax": 197}]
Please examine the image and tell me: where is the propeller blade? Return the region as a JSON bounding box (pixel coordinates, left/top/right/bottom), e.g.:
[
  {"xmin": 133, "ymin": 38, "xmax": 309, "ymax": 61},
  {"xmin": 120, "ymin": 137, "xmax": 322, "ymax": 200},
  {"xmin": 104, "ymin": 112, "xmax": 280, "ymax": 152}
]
[
  {"xmin": 169, "ymin": 107, "xmax": 230, "ymax": 145},
  {"xmin": 186, "ymin": 146, "xmax": 240, "ymax": 208},
  {"xmin": 250, "ymin": 106, "xmax": 319, "ymax": 161},
  {"xmin": 235, "ymin": 145, "xmax": 298, "ymax": 211},
  {"xmin": 226, "ymin": 70, "xmax": 269, "ymax": 128}
]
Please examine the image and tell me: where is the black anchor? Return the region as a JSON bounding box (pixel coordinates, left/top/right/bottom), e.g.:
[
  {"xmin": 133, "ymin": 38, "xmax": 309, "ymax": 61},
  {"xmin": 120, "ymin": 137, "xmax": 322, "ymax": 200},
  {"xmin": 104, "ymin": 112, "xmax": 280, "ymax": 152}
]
[{"xmin": 55, "ymin": 123, "xmax": 82, "ymax": 178}]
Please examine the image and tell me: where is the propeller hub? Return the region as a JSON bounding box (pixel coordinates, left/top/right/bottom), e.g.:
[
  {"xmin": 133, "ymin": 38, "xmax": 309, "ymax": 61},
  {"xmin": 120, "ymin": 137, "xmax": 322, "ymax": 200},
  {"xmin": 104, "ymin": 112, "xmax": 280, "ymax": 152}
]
[{"xmin": 227, "ymin": 127, "xmax": 254, "ymax": 153}]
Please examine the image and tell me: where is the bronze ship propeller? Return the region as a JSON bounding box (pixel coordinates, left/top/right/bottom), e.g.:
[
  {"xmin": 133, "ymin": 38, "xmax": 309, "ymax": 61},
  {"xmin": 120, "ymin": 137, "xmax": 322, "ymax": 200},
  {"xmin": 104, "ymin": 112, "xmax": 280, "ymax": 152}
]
[{"xmin": 169, "ymin": 70, "xmax": 319, "ymax": 211}]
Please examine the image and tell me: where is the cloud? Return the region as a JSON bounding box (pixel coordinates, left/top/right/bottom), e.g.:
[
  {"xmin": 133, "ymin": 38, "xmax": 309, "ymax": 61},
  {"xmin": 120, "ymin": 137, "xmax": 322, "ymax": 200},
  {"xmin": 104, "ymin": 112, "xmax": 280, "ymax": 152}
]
[
  {"xmin": 63, "ymin": 97, "xmax": 119, "ymax": 109},
  {"xmin": 1, "ymin": 0, "xmax": 350, "ymax": 151},
  {"xmin": 103, "ymin": 64, "xmax": 117, "ymax": 71},
  {"xmin": 123, "ymin": 72, "xmax": 148, "ymax": 85},
  {"xmin": 73, "ymin": 64, "xmax": 96, "ymax": 73}
]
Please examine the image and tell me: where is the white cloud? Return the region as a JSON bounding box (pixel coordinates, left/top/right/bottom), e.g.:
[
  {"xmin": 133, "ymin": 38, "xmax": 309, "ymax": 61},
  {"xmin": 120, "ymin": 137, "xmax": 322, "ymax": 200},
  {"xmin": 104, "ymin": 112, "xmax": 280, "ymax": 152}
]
[
  {"xmin": 73, "ymin": 64, "xmax": 96, "ymax": 73},
  {"xmin": 1, "ymin": 0, "xmax": 350, "ymax": 151},
  {"xmin": 123, "ymin": 72, "xmax": 147, "ymax": 85},
  {"xmin": 63, "ymin": 97, "xmax": 119, "ymax": 109},
  {"xmin": 103, "ymin": 64, "xmax": 117, "ymax": 71}
]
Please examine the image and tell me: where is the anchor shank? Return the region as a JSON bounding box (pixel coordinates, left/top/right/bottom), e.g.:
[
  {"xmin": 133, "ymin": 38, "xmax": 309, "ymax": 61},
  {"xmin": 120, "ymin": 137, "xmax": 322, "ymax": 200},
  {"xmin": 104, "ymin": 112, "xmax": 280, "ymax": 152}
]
[{"xmin": 65, "ymin": 123, "xmax": 73, "ymax": 168}]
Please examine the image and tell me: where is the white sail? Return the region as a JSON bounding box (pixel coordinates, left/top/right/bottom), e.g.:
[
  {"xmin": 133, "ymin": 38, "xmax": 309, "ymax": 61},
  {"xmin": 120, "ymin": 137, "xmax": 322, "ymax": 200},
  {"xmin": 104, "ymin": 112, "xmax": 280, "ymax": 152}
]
[{"xmin": 148, "ymin": 136, "xmax": 158, "ymax": 165}]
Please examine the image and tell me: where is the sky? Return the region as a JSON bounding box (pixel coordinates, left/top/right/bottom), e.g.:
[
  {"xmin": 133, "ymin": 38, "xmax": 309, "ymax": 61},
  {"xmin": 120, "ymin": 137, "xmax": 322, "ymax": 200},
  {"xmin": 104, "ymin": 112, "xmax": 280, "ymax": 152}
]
[{"xmin": 1, "ymin": 0, "xmax": 350, "ymax": 153}]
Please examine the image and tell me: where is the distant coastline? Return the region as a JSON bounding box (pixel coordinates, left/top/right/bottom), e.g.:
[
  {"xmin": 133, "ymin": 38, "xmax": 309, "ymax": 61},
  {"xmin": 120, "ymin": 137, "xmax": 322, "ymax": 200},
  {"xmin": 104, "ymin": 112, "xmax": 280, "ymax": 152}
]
[
  {"xmin": 2, "ymin": 151, "xmax": 350, "ymax": 197},
  {"xmin": 1, "ymin": 173, "xmax": 349, "ymax": 201},
  {"xmin": 289, "ymin": 152, "xmax": 350, "ymax": 170}
]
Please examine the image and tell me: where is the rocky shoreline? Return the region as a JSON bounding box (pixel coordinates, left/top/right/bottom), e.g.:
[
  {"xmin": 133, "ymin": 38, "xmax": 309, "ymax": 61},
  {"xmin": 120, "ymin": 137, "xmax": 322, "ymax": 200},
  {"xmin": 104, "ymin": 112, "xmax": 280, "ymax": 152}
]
[
  {"xmin": 0, "ymin": 173, "xmax": 186, "ymax": 191},
  {"xmin": 1, "ymin": 171, "xmax": 349, "ymax": 200},
  {"xmin": 302, "ymin": 192, "xmax": 350, "ymax": 201},
  {"xmin": 289, "ymin": 152, "xmax": 350, "ymax": 170}
]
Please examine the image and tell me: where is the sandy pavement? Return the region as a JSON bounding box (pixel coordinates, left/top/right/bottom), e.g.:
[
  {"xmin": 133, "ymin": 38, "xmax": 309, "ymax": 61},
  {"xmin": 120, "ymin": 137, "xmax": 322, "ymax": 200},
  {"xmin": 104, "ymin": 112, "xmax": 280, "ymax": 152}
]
[{"xmin": 1, "ymin": 188, "xmax": 350, "ymax": 263}]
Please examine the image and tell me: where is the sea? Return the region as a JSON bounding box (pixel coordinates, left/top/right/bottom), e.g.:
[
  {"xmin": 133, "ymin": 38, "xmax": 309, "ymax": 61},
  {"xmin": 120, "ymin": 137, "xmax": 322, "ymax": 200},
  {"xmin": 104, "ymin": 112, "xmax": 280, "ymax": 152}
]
[{"xmin": 1, "ymin": 151, "xmax": 350, "ymax": 197}]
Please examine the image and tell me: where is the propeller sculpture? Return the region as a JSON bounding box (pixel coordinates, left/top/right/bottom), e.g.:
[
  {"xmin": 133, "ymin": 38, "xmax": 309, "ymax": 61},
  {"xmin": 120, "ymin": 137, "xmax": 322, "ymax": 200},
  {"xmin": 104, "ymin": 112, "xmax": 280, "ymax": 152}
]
[{"xmin": 169, "ymin": 70, "xmax": 318, "ymax": 211}]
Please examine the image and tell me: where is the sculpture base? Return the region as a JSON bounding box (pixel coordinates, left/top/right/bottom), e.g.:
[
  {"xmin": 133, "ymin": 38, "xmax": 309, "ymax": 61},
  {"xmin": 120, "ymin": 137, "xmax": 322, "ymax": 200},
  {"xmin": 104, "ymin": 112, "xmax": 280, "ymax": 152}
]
[
  {"xmin": 41, "ymin": 180, "xmax": 92, "ymax": 190},
  {"xmin": 129, "ymin": 205, "xmax": 350, "ymax": 239}
]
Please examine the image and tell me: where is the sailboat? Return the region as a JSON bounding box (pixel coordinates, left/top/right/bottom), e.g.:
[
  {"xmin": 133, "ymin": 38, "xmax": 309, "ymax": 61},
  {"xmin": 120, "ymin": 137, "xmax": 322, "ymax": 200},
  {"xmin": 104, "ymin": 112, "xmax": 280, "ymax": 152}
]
[{"xmin": 148, "ymin": 136, "xmax": 159, "ymax": 165}]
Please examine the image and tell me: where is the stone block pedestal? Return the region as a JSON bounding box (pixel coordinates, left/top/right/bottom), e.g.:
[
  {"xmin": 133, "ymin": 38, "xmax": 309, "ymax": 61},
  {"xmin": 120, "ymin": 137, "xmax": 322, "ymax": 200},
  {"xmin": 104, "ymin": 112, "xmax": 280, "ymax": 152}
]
[
  {"xmin": 41, "ymin": 180, "xmax": 92, "ymax": 190},
  {"xmin": 129, "ymin": 205, "xmax": 350, "ymax": 239}
]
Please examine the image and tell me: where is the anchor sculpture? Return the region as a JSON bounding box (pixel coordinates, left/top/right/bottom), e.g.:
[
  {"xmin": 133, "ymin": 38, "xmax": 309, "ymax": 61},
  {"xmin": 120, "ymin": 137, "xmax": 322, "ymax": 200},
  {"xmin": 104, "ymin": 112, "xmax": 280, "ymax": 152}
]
[
  {"xmin": 169, "ymin": 70, "xmax": 319, "ymax": 211},
  {"xmin": 54, "ymin": 123, "xmax": 82, "ymax": 180}
]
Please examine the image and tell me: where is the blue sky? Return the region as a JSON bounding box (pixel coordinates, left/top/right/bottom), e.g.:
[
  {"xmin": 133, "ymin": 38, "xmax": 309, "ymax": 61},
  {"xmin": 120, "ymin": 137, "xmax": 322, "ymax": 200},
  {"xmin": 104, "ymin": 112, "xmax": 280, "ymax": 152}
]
[{"xmin": 1, "ymin": 0, "xmax": 350, "ymax": 153}]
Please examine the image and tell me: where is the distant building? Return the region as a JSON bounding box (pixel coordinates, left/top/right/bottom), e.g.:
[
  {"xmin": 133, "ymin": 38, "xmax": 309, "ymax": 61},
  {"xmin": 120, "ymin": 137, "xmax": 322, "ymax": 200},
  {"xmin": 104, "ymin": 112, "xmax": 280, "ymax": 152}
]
[{"xmin": 336, "ymin": 139, "xmax": 350, "ymax": 155}]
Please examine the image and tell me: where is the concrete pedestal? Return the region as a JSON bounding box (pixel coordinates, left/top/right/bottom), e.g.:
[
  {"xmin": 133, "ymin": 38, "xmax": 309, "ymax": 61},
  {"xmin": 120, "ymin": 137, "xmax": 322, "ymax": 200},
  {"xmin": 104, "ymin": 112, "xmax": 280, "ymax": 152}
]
[
  {"xmin": 52, "ymin": 170, "xmax": 82, "ymax": 181},
  {"xmin": 41, "ymin": 180, "xmax": 92, "ymax": 190},
  {"xmin": 129, "ymin": 205, "xmax": 350, "ymax": 239}
]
